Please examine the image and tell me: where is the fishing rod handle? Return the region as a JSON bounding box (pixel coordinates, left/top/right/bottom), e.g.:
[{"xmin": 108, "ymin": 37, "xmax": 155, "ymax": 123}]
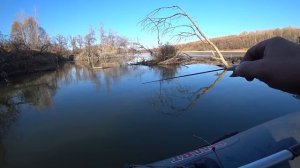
[{"xmin": 289, "ymin": 143, "xmax": 300, "ymax": 159}]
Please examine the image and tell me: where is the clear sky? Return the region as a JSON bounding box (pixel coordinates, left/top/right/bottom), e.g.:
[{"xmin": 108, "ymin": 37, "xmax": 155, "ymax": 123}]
[{"xmin": 1, "ymin": 0, "xmax": 300, "ymax": 47}]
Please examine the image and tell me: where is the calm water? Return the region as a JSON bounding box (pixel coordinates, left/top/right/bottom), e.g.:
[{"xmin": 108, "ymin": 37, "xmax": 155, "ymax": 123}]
[{"xmin": 1, "ymin": 62, "xmax": 300, "ymax": 168}]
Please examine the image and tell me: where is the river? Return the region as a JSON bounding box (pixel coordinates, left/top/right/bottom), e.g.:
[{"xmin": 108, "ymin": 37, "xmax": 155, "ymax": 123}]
[{"xmin": 0, "ymin": 62, "xmax": 300, "ymax": 168}]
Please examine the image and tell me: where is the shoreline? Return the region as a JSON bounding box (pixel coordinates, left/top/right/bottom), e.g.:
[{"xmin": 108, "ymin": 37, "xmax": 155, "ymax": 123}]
[
  {"xmin": 182, "ymin": 50, "xmax": 247, "ymax": 53},
  {"xmin": 131, "ymin": 54, "xmax": 242, "ymax": 67},
  {"xmin": 0, "ymin": 50, "xmax": 70, "ymax": 83}
]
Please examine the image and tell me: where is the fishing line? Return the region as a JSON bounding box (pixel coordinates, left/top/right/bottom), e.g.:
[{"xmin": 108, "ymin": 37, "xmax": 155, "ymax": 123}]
[
  {"xmin": 193, "ymin": 134, "xmax": 224, "ymax": 168},
  {"xmin": 142, "ymin": 65, "xmax": 236, "ymax": 84},
  {"xmin": 142, "ymin": 68, "xmax": 224, "ymax": 84}
]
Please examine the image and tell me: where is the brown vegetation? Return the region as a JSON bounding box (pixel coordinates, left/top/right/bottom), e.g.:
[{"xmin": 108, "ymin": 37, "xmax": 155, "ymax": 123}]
[
  {"xmin": 0, "ymin": 50, "xmax": 68, "ymax": 82},
  {"xmin": 178, "ymin": 27, "xmax": 300, "ymax": 51},
  {"xmin": 131, "ymin": 44, "xmax": 183, "ymax": 66},
  {"xmin": 140, "ymin": 5, "xmax": 229, "ymax": 67},
  {"xmin": 154, "ymin": 44, "xmax": 178, "ymax": 62},
  {"xmin": 0, "ymin": 15, "xmax": 70, "ymax": 81},
  {"xmin": 138, "ymin": 27, "xmax": 300, "ymax": 66},
  {"xmin": 74, "ymin": 26, "xmax": 132, "ymax": 62},
  {"xmin": 0, "ymin": 13, "xmax": 135, "ymax": 81}
]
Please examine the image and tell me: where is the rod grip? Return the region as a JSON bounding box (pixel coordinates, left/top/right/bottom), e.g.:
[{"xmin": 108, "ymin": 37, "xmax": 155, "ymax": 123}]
[{"xmin": 289, "ymin": 143, "xmax": 300, "ymax": 159}]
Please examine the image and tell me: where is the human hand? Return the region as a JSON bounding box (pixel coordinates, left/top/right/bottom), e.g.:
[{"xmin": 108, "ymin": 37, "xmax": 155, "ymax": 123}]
[{"xmin": 232, "ymin": 37, "xmax": 300, "ymax": 94}]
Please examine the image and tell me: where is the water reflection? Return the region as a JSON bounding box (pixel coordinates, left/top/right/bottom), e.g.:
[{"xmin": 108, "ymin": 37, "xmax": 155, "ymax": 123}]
[
  {"xmin": 0, "ymin": 63, "xmax": 300, "ymax": 168},
  {"xmin": 149, "ymin": 65, "xmax": 180, "ymax": 80},
  {"xmin": 151, "ymin": 70, "xmax": 226, "ymax": 115},
  {"xmin": 0, "ymin": 61, "xmax": 136, "ymax": 134},
  {"xmin": 0, "ymin": 61, "xmax": 139, "ymax": 167}
]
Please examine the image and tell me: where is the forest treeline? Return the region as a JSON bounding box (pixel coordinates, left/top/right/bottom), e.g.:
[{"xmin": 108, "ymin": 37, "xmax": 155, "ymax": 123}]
[
  {"xmin": 178, "ymin": 27, "xmax": 300, "ymax": 51},
  {"xmin": 1, "ymin": 14, "xmax": 133, "ymax": 59},
  {"xmin": 2, "ymin": 13, "xmax": 300, "ymax": 80},
  {"xmin": 0, "ymin": 14, "xmax": 135, "ymax": 80}
]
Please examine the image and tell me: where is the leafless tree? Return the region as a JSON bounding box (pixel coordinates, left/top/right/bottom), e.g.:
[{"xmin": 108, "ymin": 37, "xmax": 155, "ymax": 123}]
[
  {"xmin": 76, "ymin": 35, "xmax": 84, "ymax": 50},
  {"xmin": 10, "ymin": 21, "xmax": 27, "ymax": 51},
  {"xmin": 141, "ymin": 5, "xmax": 229, "ymax": 68},
  {"xmin": 84, "ymin": 27, "xmax": 96, "ymax": 58},
  {"xmin": 115, "ymin": 36, "xmax": 128, "ymax": 54},
  {"xmin": 54, "ymin": 34, "xmax": 67, "ymax": 55},
  {"xmin": 23, "ymin": 17, "xmax": 39, "ymax": 49},
  {"xmin": 99, "ymin": 25, "xmax": 106, "ymax": 45},
  {"xmin": 0, "ymin": 32, "xmax": 7, "ymax": 53},
  {"xmin": 107, "ymin": 30, "xmax": 116, "ymax": 49},
  {"xmin": 10, "ymin": 15, "xmax": 49, "ymax": 52},
  {"xmin": 70, "ymin": 36, "xmax": 78, "ymax": 54},
  {"xmin": 37, "ymin": 27, "xmax": 51, "ymax": 53},
  {"xmin": 98, "ymin": 25, "xmax": 105, "ymax": 55},
  {"xmin": 132, "ymin": 41, "xmax": 154, "ymax": 56}
]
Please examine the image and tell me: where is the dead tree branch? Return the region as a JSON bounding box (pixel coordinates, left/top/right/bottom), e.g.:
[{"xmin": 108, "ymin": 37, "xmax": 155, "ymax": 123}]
[
  {"xmin": 141, "ymin": 5, "xmax": 229, "ymax": 68},
  {"xmin": 132, "ymin": 42, "xmax": 154, "ymax": 56}
]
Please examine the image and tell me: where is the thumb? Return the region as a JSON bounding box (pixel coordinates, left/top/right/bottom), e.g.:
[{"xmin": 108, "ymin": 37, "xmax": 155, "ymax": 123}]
[{"xmin": 232, "ymin": 60, "xmax": 267, "ymax": 81}]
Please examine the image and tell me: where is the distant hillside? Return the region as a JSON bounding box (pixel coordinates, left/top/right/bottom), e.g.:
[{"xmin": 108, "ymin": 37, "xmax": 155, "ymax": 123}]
[{"xmin": 178, "ymin": 27, "xmax": 300, "ymax": 51}]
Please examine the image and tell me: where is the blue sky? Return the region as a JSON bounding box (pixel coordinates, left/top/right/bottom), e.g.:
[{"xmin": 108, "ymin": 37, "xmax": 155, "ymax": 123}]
[{"xmin": 1, "ymin": 0, "xmax": 300, "ymax": 46}]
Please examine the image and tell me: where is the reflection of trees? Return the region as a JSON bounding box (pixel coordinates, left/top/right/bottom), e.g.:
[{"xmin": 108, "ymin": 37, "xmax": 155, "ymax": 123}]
[
  {"xmin": 149, "ymin": 65, "xmax": 180, "ymax": 80},
  {"xmin": 0, "ymin": 93, "xmax": 21, "ymax": 135},
  {"xmin": 0, "ymin": 61, "xmax": 135, "ymax": 135},
  {"xmin": 0, "ymin": 61, "xmax": 136, "ymax": 166},
  {"xmin": 151, "ymin": 70, "xmax": 226, "ymax": 115},
  {"xmin": 77, "ymin": 60, "xmax": 133, "ymax": 92},
  {"xmin": 0, "ymin": 78, "xmax": 58, "ymax": 165},
  {"xmin": 0, "ymin": 73, "xmax": 59, "ymax": 135}
]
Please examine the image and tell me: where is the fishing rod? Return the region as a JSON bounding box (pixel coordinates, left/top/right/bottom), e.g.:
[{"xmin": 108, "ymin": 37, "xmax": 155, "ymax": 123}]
[{"xmin": 142, "ymin": 65, "xmax": 237, "ymax": 84}]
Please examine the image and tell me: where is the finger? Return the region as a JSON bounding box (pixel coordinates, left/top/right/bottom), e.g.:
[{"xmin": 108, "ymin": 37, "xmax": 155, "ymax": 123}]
[
  {"xmin": 233, "ymin": 59, "xmax": 268, "ymax": 81},
  {"xmin": 242, "ymin": 40, "xmax": 268, "ymax": 62}
]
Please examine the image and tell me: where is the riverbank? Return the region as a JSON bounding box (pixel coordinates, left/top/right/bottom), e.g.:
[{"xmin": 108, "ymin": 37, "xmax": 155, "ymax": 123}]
[
  {"xmin": 0, "ymin": 50, "xmax": 69, "ymax": 83},
  {"xmin": 132, "ymin": 50, "xmax": 245, "ymax": 67},
  {"xmin": 183, "ymin": 49, "xmax": 248, "ymax": 53}
]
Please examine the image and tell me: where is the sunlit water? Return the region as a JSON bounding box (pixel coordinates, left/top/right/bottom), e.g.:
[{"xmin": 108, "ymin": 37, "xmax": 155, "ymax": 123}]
[{"xmin": 0, "ymin": 62, "xmax": 300, "ymax": 168}]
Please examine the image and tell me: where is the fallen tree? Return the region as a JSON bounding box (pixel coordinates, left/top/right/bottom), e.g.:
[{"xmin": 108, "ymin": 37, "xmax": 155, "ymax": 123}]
[{"xmin": 140, "ymin": 5, "xmax": 229, "ymax": 68}]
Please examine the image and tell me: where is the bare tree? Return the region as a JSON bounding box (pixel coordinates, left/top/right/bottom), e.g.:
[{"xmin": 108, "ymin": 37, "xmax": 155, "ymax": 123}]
[
  {"xmin": 97, "ymin": 25, "xmax": 106, "ymax": 59},
  {"xmin": 99, "ymin": 25, "xmax": 106, "ymax": 45},
  {"xmin": 70, "ymin": 36, "xmax": 78, "ymax": 54},
  {"xmin": 76, "ymin": 35, "xmax": 84, "ymax": 50},
  {"xmin": 54, "ymin": 34, "xmax": 67, "ymax": 55},
  {"xmin": 10, "ymin": 15, "xmax": 49, "ymax": 52},
  {"xmin": 0, "ymin": 32, "xmax": 7, "ymax": 53},
  {"xmin": 37, "ymin": 27, "xmax": 51, "ymax": 53},
  {"xmin": 132, "ymin": 40, "xmax": 154, "ymax": 56},
  {"xmin": 10, "ymin": 21, "xmax": 27, "ymax": 50},
  {"xmin": 23, "ymin": 17, "xmax": 39, "ymax": 49},
  {"xmin": 141, "ymin": 5, "xmax": 229, "ymax": 68},
  {"xmin": 115, "ymin": 36, "xmax": 128, "ymax": 54},
  {"xmin": 107, "ymin": 30, "xmax": 116, "ymax": 49},
  {"xmin": 84, "ymin": 27, "xmax": 96, "ymax": 58}
]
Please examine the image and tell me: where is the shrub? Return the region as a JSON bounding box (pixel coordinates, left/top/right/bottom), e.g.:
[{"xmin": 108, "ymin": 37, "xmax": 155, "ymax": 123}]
[{"xmin": 154, "ymin": 44, "xmax": 177, "ymax": 61}]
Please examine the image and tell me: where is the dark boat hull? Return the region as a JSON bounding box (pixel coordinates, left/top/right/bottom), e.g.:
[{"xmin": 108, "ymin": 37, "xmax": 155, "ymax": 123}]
[{"xmin": 130, "ymin": 111, "xmax": 300, "ymax": 168}]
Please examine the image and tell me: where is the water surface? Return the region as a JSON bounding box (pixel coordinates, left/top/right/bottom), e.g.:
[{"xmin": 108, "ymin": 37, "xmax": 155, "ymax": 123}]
[{"xmin": 0, "ymin": 62, "xmax": 300, "ymax": 168}]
